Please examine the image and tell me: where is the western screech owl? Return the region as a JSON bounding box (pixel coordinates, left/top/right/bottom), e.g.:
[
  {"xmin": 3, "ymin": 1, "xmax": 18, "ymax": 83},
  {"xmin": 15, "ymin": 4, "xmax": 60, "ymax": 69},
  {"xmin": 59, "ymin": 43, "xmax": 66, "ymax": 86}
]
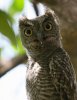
[{"xmin": 19, "ymin": 10, "xmax": 77, "ymax": 100}]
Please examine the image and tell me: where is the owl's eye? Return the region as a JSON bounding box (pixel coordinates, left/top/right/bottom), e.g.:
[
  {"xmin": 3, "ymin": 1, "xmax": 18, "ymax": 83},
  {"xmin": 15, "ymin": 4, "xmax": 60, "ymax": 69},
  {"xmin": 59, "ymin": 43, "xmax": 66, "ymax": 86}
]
[
  {"xmin": 24, "ymin": 29, "xmax": 32, "ymax": 36},
  {"xmin": 44, "ymin": 23, "xmax": 52, "ymax": 31}
]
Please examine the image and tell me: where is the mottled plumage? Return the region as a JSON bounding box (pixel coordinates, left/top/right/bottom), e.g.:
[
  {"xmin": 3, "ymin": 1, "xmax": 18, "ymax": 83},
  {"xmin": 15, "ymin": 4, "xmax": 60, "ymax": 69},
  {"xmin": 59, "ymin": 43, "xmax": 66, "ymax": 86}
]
[{"xmin": 19, "ymin": 10, "xmax": 77, "ymax": 100}]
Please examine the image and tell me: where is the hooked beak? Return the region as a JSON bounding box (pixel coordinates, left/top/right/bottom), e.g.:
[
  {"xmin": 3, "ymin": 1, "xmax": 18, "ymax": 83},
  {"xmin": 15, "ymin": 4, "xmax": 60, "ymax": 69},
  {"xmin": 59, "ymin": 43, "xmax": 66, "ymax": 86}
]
[{"xmin": 37, "ymin": 32, "xmax": 43, "ymax": 45}]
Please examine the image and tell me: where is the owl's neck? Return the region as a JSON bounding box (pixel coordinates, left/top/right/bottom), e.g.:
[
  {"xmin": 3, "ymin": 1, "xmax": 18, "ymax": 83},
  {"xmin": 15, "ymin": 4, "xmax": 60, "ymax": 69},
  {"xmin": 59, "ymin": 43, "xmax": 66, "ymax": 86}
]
[
  {"xmin": 27, "ymin": 46, "xmax": 62, "ymax": 67},
  {"xmin": 26, "ymin": 38, "xmax": 62, "ymax": 66}
]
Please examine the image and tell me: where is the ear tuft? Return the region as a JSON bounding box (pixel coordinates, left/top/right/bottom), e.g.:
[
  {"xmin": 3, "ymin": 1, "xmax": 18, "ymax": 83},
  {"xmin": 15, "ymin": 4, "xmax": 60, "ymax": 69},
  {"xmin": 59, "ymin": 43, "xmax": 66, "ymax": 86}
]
[
  {"xmin": 19, "ymin": 15, "xmax": 27, "ymax": 24},
  {"xmin": 45, "ymin": 8, "xmax": 54, "ymax": 16},
  {"xmin": 19, "ymin": 15, "xmax": 27, "ymax": 28},
  {"xmin": 45, "ymin": 8, "xmax": 60, "ymax": 26}
]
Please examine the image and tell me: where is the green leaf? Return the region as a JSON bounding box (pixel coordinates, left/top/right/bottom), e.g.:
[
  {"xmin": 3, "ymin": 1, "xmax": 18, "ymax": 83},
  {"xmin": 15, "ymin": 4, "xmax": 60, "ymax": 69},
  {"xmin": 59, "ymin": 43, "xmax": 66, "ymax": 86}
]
[
  {"xmin": 16, "ymin": 35, "xmax": 25, "ymax": 55},
  {"xmin": 9, "ymin": 0, "xmax": 24, "ymax": 15},
  {"xmin": 0, "ymin": 10, "xmax": 17, "ymax": 47}
]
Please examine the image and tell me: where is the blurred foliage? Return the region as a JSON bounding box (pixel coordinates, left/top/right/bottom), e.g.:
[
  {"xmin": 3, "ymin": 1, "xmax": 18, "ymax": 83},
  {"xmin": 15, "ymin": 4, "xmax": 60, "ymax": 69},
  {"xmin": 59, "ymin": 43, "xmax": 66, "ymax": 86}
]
[
  {"xmin": 0, "ymin": 0, "xmax": 25, "ymax": 57},
  {"xmin": 9, "ymin": 0, "xmax": 24, "ymax": 15},
  {"xmin": 0, "ymin": 10, "xmax": 16, "ymax": 47}
]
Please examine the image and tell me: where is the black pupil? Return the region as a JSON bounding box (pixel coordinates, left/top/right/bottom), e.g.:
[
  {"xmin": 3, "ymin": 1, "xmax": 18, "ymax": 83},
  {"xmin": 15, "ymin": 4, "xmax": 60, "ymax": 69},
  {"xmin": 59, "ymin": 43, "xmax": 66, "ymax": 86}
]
[
  {"xmin": 26, "ymin": 29, "xmax": 31, "ymax": 34},
  {"xmin": 46, "ymin": 23, "xmax": 51, "ymax": 29}
]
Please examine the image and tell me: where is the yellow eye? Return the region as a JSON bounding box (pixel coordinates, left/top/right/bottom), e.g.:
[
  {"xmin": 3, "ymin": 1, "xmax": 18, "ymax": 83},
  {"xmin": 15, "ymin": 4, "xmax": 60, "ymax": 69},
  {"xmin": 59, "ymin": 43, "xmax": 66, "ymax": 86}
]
[
  {"xmin": 44, "ymin": 23, "xmax": 52, "ymax": 31},
  {"xmin": 24, "ymin": 29, "xmax": 32, "ymax": 36}
]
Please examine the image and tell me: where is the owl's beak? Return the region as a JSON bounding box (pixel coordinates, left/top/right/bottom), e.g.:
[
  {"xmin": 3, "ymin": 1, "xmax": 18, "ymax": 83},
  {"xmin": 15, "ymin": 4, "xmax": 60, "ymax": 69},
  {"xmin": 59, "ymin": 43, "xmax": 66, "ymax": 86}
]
[
  {"xmin": 37, "ymin": 33, "xmax": 52, "ymax": 45},
  {"xmin": 37, "ymin": 33, "xmax": 43, "ymax": 45}
]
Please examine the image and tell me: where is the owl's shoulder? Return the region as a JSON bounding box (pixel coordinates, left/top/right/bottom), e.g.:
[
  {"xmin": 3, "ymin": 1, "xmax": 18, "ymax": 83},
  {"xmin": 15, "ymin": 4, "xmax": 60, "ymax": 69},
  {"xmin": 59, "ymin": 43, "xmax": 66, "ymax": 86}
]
[
  {"xmin": 50, "ymin": 47, "xmax": 72, "ymax": 66},
  {"xmin": 49, "ymin": 47, "xmax": 76, "ymax": 80},
  {"xmin": 49, "ymin": 47, "xmax": 77, "ymax": 99}
]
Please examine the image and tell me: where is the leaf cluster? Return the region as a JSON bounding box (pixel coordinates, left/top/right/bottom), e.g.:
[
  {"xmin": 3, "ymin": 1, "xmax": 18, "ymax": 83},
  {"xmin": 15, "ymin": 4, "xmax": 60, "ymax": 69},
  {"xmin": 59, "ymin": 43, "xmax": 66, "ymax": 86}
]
[{"xmin": 0, "ymin": 0, "xmax": 25, "ymax": 56}]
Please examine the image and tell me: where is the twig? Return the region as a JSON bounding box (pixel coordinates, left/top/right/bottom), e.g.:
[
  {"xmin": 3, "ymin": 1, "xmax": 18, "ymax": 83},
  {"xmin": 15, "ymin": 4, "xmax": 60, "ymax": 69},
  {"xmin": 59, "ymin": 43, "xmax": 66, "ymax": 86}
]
[
  {"xmin": 33, "ymin": 2, "xmax": 39, "ymax": 16},
  {"xmin": 0, "ymin": 54, "xmax": 28, "ymax": 77}
]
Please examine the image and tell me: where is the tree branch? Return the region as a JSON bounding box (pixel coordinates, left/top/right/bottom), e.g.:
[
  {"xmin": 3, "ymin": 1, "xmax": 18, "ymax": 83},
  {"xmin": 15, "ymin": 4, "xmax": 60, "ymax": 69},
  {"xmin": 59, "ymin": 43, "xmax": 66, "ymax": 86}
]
[
  {"xmin": 0, "ymin": 54, "xmax": 28, "ymax": 77},
  {"xmin": 33, "ymin": 2, "xmax": 39, "ymax": 16}
]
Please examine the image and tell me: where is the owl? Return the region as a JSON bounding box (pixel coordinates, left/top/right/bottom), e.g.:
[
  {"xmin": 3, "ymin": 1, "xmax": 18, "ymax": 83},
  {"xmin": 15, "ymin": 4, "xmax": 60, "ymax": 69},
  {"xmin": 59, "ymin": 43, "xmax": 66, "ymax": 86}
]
[{"xmin": 19, "ymin": 10, "xmax": 77, "ymax": 100}]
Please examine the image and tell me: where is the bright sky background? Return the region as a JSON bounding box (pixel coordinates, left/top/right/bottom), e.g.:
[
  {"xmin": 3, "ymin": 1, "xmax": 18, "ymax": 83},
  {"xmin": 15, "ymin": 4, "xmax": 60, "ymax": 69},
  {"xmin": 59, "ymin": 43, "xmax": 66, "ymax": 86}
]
[
  {"xmin": 0, "ymin": 64, "xmax": 27, "ymax": 100},
  {"xmin": 0, "ymin": 0, "xmax": 45, "ymax": 100}
]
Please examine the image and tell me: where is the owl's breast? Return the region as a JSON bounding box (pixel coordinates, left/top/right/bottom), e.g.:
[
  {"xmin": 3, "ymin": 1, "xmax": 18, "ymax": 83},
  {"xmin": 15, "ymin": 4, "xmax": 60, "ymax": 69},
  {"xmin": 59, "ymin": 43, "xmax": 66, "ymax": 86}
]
[{"xmin": 26, "ymin": 62, "xmax": 56, "ymax": 100}]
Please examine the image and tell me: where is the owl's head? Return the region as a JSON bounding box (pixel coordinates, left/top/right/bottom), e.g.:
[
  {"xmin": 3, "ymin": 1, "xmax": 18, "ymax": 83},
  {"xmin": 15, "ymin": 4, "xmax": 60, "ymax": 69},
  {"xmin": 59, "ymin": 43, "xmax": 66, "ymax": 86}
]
[{"xmin": 19, "ymin": 10, "xmax": 62, "ymax": 57}]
